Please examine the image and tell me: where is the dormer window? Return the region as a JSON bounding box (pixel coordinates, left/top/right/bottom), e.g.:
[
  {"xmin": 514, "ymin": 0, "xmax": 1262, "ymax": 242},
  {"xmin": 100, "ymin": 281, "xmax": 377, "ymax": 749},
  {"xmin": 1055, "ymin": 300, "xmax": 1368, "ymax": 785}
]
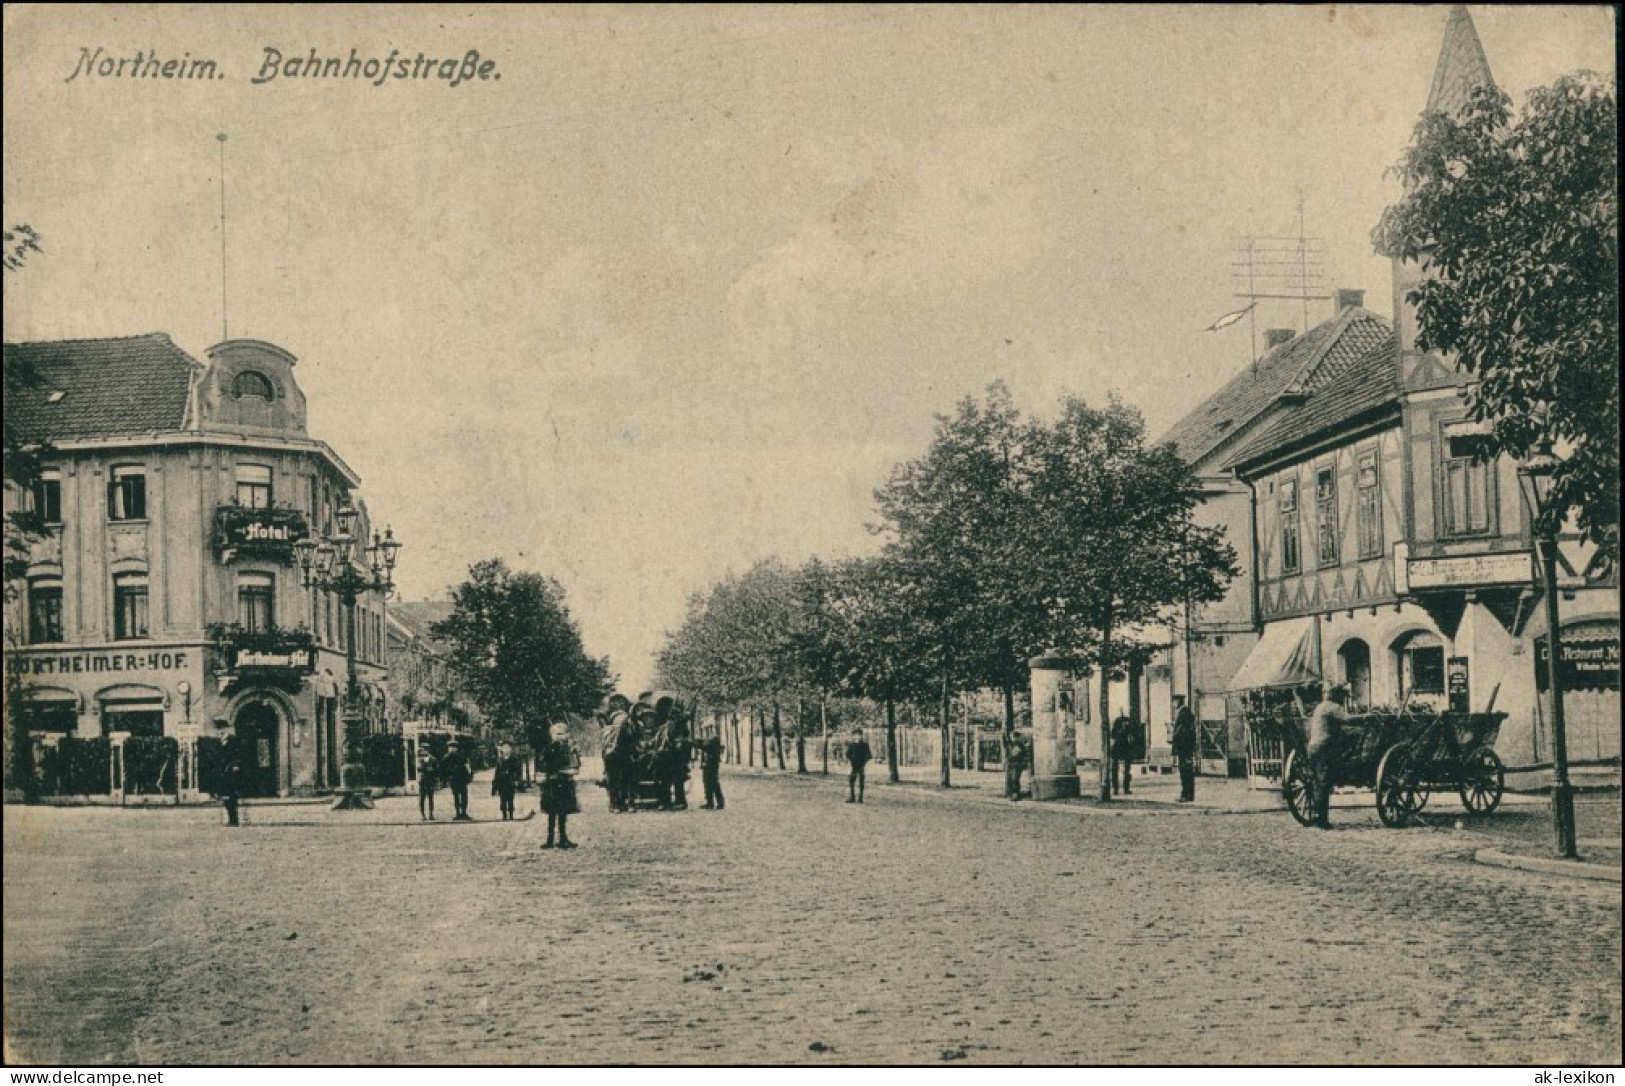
[{"xmin": 233, "ymin": 370, "xmax": 274, "ymax": 400}]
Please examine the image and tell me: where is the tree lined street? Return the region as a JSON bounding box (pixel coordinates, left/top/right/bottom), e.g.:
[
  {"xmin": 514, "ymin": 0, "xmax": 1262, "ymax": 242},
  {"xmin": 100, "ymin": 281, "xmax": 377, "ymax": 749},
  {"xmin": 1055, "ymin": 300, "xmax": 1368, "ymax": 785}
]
[{"xmin": 4, "ymin": 772, "xmax": 1619, "ymax": 1065}]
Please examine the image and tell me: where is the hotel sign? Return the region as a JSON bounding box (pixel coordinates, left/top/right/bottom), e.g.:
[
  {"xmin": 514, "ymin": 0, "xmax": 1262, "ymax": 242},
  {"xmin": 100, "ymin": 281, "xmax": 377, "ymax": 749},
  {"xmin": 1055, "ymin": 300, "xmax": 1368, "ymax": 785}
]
[
  {"xmin": 1402, "ymin": 550, "xmax": 1531, "ymax": 592},
  {"xmin": 215, "ymin": 505, "xmax": 310, "ymax": 564},
  {"xmin": 7, "ymin": 650, "xmax": 190, "ymax": 676},
  {"xmin": 235, "ymin": 648, "xmax": 315, "ymax": 672}
]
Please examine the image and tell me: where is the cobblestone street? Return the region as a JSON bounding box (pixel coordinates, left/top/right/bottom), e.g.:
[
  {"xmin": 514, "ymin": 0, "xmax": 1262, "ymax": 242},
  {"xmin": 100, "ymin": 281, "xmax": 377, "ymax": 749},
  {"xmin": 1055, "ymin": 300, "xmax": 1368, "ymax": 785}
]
[{"xmin": 4, "ymin": 770, "xmax": 1620, "ymax": 1066}]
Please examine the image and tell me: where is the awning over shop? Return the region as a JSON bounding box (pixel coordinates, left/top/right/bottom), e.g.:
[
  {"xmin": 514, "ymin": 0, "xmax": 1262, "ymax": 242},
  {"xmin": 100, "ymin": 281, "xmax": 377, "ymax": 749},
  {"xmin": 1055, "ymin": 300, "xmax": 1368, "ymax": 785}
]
[{"xmin": 1228, "ymin": 617, "xmax": 1321, "ymax": 691}]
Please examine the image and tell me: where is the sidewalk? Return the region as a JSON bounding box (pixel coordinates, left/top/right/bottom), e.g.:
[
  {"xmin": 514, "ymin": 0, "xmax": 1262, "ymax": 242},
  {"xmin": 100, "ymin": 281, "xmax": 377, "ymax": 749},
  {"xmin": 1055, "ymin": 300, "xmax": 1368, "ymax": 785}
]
[{"xmin": 733, "ymin": 760, "xmax": 1622, "ymax": 881}]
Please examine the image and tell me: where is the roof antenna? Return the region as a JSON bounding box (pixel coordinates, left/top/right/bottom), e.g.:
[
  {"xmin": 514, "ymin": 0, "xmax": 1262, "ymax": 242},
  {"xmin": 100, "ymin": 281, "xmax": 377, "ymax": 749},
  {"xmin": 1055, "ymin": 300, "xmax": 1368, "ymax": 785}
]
[{"xmin": 217, "ymin": 132, "xmax": 229, "ymax": 341}]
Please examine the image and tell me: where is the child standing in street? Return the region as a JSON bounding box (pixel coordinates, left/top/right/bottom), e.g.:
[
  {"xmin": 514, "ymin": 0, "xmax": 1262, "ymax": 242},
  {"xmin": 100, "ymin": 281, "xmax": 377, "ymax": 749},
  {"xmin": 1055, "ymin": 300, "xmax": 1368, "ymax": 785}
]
[
  {"xmin": 491, "ymin": 743, "xmax": 521, "ymax": 821},
  {"xmin": 540, "ymin": 722, "xmax": 581, "ymax": 848}
]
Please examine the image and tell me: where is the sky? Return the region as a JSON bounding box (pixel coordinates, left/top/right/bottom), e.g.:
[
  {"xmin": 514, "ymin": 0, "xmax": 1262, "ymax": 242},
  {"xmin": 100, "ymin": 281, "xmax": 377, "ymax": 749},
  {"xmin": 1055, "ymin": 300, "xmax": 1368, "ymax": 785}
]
[{"xmin": 4, "ymin": 5, "xmax": 1616, "ymax": 692}]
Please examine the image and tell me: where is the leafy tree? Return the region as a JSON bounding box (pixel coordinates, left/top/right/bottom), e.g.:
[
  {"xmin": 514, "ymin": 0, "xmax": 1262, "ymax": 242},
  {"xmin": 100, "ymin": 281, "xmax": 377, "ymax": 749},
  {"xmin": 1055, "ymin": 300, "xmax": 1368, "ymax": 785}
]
[
  {"xmin": 1026, "ymin": 396, "xmax": 1238, "ymax": 800},
  {"xmin": 824, "ymin": 552, "xmax": 938, "ymax": 782},
  {"xmin": 1374, "ymin": 75, "xmax": 1619, "ymax": 555},
  {"xmin": 655, "ymin": 557, "xmax": 804, "ymax": 769},
  {"xmin": 431, "ymin": 558, "xmax": 613, "ymax": 750},
  {"xmin": 4, "ymin": 225, "xmax": 45, "ymax": 801},
  {"xmin": 873, "ymin": 383, "xmax": 1052, "ymax": 786}
]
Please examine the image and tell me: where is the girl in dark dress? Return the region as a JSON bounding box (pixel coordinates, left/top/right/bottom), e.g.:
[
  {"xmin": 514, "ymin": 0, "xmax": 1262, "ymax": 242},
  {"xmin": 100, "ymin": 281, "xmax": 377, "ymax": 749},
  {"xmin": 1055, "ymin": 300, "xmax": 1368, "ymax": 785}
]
[{"xmin": 539, "ymin": 722, "xmax": 581, "ymax": 849}]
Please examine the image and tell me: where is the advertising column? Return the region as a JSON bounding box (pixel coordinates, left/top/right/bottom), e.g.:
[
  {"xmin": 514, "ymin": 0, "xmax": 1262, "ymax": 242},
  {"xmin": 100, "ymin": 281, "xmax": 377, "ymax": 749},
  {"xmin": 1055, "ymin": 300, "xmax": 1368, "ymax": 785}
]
[{"xmin": 1029, "ymin": 654, "xmax": 1080, "ymax": 800}]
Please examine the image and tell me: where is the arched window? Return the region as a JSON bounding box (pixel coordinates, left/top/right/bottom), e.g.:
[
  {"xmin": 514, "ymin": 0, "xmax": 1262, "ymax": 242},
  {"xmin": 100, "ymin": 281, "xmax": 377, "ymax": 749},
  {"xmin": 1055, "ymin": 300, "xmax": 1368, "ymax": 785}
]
[
  {"xmin": 232, "ymin": 370, "xmax": 274, "ymax": 400},
  {"xmin": 1337, "ymin": 638, "xmax": 1371, "ymax": 709},
  {"xmin": 1392, "ymin": 631, "xmax": 1445, "ymax": 702}
]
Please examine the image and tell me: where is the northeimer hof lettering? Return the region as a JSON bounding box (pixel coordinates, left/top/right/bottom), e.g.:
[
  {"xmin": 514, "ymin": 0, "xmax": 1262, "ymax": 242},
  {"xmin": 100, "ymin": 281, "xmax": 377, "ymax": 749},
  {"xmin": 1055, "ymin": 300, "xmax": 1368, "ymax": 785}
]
[{"xmin": 7, "ymin": 651, "xmax": 189, "ymax": 676}]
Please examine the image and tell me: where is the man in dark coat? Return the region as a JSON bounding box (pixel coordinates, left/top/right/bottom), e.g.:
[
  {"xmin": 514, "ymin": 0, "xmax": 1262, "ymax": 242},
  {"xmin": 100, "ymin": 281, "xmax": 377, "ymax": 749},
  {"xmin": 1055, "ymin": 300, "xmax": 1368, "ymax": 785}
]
[
  {"xmin": 416, "ymin": 744, "xmax": 439, "ymax": 821},
  {"xmin": 219, "ymin": 737, "xmax": 244, "ymax": 827},
  {"xmin": 600, "ymin": 695, "xmax": 633, "ymax": 812},
  {"xmin": 1109, "ymin": 714, "xmax": 1137, "ymax": 796},
  {"xmin": 1304, "ymin": 683, "xmax": 1352, "ymax": 829},
  {"xmin": 1171, "ymin": 695, "xmax": 1198, "ymax": 803},
  {"xmin": 442, "ymin": 739, "xmax": 473, "ymax": 821},
  {"xmin": 845, "ymin": 728, "xmax": 872, "ymax": 804},
  {"xmin": 697, "ymin": 725, "xmax": 725, "ymax": 810}
]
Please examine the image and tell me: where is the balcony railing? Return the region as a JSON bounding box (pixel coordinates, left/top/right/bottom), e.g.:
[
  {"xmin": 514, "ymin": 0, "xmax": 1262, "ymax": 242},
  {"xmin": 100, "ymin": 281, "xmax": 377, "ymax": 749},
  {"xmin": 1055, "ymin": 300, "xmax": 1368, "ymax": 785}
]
[{"xmin": 214, "ymin": 503, "xmax": 311, "ymax": 565}]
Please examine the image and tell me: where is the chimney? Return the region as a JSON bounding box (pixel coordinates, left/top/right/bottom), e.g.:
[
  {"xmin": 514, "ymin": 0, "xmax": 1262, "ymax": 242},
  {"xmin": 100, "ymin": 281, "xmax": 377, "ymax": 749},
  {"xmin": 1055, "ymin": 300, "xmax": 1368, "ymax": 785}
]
[
  {"xmin": 1335, "ymin": 288, "xmax": 1365, "ymax": 314},
  {"xmin": 1264, "ymin": 328, "xmax": 1296, "ymax": 350}
]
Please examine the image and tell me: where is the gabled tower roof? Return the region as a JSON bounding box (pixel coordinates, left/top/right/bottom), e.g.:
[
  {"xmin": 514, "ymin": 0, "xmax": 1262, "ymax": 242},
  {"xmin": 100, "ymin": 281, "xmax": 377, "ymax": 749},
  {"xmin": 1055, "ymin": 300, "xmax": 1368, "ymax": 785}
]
[{"xmin": 1427, "ymin": 5, "xmax": 1497, "ymax": 116}]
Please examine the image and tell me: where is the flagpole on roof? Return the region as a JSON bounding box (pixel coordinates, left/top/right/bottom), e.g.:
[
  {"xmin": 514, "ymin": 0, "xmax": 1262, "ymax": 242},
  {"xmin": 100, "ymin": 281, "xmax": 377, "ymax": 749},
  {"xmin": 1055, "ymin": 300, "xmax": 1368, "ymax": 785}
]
[{"xmin": 217, "ymin": 133, "xmax": 229, "ymax": 342}]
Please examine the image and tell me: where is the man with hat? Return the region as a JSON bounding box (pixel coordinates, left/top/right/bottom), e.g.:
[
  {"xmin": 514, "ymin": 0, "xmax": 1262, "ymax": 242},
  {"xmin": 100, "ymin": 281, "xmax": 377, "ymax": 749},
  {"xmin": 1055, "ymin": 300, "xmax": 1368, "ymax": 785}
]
[
  {"xmin": 1171, "ymin": 695, "xmax": 1198, "ymax": 803},
  {"xmin": 600, "ymin": 694, "xmax": 634, "ymax": 812},
  {"xmin": 844, "ymin": 727, "xmax": 872, "ymax": 804},
  {"xmin": 442, "ymin": 737, "xmax": 473, "ymax": 821},
  {"xmin": 1304, "ymin": 683, "xmax": 1352, "ymax": 829},
  {"xmin": 696, "ymin": 723, "xmax": 725, "ymax": 810}
]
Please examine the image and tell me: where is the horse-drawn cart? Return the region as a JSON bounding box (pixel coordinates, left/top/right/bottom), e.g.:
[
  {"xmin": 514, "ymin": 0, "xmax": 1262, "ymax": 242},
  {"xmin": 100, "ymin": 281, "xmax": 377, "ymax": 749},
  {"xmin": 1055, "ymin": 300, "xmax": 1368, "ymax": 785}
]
[{"xmin": 1281, "ymin": 707, "xmax": 1506, "ymax": 828}]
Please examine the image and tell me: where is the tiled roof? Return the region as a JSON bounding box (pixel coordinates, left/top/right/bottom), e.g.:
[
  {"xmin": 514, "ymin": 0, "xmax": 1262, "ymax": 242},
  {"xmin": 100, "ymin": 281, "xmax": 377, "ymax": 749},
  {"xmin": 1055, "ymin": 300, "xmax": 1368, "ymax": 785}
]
[
  {"xmin": 1157, "ymin": 308, "xmax": 1390, "ymax": 471},
  {"xmin": 1427, "ymin": 5, "xmax": 1496, "ymax": 117},
  {"xmin": 1223, "ymin": 321, "xmax": 1401, "ymax": 474},
  {"xmin": 4, "ymin": 333, "xmax": 199, "ymax": 443},
  {"xmin": 390, "ymin": 601, "xmax": 455, "ymax": 641}
]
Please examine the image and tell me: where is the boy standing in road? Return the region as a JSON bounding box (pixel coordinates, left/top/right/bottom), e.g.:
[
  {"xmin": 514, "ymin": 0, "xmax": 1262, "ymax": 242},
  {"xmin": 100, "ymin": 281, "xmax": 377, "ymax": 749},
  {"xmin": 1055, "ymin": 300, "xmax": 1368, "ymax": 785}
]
[
  {"xmin": 845, "ymin": 728, "xmax": 872, "ymax": 804},
  {"xmin": 417, "ymin": 745, "xmax": 439, "ymax": 821},
  {"xmin": 698, "ymin": 725, "xmax": 725, "ymax": 810},
  {"xmin": 492, "ymin": 743, "xmax": 521, "ymax": 821},
  {"xmin": 1110, "ymin": 714, "xmax": 1137, "ymax": 796}
]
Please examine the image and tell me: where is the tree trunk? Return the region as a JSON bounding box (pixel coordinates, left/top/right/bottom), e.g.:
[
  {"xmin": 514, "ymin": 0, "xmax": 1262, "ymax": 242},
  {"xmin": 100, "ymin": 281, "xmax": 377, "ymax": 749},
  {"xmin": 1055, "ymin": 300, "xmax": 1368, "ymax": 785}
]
[
  {"xmin": 885, "ymin": 697, "xmax": 899, "ymax": 783},
  {"xmin": 729, "ymin": 711, "xmax": 739, "ymax": 764},
  {"xmin": 939, "ymin": 672, "xmax": 952, "ymax": 788},
  {"xmin": 1097, "ymin": 610, "xmax": 1114, "ymax": 802},
  {"xmin": 795, "ymin": 698, "xmax": 807, "ymax": 774},
  {"xmin": 747, "ymin": 706, "xmax": 756, "ymax": 768},
  {"xmin": 820, "ymin": 696, "xmax": 830, "ymax": 775},
  {"xmin": 772, "ymin": 702, "xmax": 786, "ymax": 771}
]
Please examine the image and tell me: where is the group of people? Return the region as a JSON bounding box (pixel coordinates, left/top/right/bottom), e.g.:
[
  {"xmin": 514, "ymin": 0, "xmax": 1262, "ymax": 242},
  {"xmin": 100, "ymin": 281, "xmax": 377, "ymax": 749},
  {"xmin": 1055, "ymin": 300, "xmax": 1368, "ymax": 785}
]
[
  {"xmin": 410, "ymin": 726, "xmax": 582, "ymax": 847},
  {"xmin": 414, "ymin": 739, "xmax": 474, "ymax": 821},
  {"xmin": 599, "ymin": 692, "xmax": 725, "ymax": 813}
]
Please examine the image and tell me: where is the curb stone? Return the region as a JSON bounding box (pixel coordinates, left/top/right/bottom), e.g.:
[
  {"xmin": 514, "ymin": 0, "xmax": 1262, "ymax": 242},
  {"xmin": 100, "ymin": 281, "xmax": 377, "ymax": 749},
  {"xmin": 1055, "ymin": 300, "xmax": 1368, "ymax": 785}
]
[{"xmin": 1473, "ymin": 847, "xmax": 1622, "ymax": 882}]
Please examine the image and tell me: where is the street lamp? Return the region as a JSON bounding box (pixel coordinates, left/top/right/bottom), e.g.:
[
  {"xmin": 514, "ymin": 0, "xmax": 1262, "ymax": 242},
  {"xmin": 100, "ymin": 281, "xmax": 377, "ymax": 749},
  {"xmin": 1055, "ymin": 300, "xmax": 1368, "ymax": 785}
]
[
  {"xmin": 1516, "ymin": 445, "xmax": 1577, "ymax": 859},
  {"xmin": 294, "ymin": 508, "xmax": 401, "ymax": 811}
]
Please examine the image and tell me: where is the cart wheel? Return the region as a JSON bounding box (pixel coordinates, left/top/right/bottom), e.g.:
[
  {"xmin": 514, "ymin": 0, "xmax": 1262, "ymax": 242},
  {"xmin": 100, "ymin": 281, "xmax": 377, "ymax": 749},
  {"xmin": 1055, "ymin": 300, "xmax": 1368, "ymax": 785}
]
[
  {"xmin": 1458, "ymin": 746, "xmax": 1504, "ymax": 815},
  {"xmin": 1375, "ymin": 744, "xmax": 1419, "ymax": 828},
  {"xmin": 1282, "ymin": 748, "xmax": 1316, "ymax": 826}
]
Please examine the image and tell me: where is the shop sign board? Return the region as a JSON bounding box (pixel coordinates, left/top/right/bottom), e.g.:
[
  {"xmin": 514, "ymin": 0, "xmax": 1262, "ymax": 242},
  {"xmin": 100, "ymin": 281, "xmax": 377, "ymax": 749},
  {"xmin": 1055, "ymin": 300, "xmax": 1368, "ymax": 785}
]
[
  {"xmin": 1535, "ymin": 636, "xmax": 1621, "ymax": 692},
  {"xmin": 1404, "ymin": 551, "xmax": 1531, "ymax": 591}
]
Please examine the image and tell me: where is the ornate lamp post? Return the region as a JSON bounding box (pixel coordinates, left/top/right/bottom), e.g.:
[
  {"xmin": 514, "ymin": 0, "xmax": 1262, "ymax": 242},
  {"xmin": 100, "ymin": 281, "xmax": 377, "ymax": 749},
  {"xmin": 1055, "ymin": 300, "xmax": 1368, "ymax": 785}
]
[
  {"xmin": 294, "ymin": 506, "xmax": 401, "ymax": 811},
  {"xmin": 1516, "ymin": 446, "xmax": 1577, "ymax": 859}
]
